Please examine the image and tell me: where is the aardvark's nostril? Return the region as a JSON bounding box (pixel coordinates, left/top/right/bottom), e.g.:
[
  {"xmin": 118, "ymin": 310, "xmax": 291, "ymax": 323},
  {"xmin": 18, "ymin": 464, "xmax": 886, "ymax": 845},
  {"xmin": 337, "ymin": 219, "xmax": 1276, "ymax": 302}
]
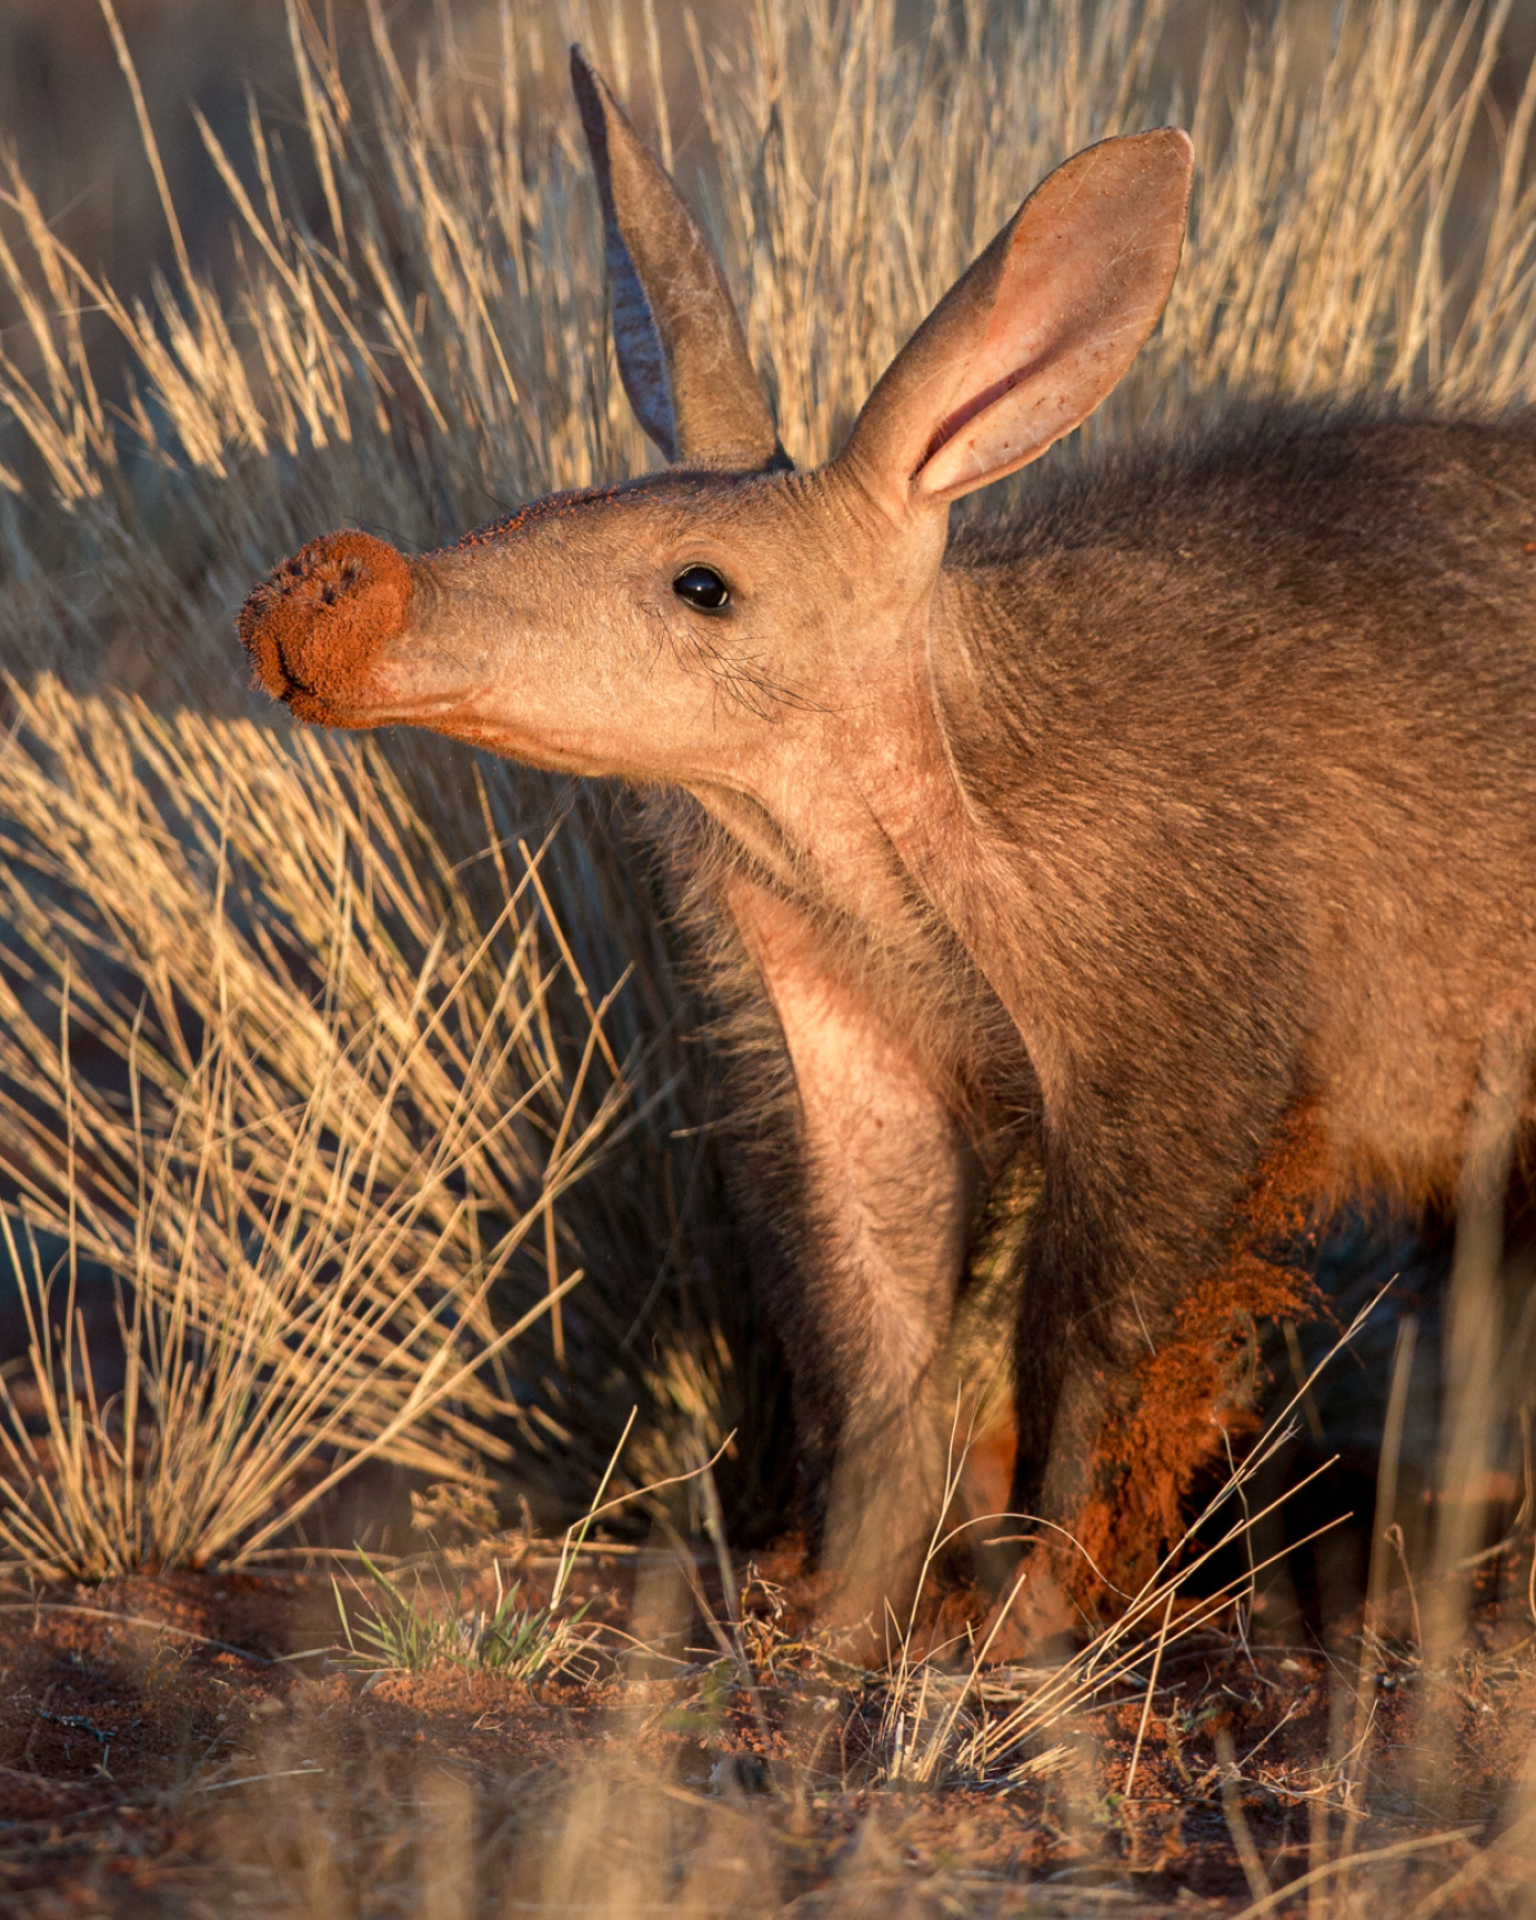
[{"xmin": 238, "ymin": 530, "xmax": 413, "ymax": 721}]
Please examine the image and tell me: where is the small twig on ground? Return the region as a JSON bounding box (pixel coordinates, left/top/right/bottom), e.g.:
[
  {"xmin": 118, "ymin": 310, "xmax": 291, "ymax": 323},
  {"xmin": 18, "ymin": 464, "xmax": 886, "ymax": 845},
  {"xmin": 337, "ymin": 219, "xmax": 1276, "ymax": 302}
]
[{"xmin": 1386, "ymin": 1523, "xmax": 1424, "ymax": 1651}]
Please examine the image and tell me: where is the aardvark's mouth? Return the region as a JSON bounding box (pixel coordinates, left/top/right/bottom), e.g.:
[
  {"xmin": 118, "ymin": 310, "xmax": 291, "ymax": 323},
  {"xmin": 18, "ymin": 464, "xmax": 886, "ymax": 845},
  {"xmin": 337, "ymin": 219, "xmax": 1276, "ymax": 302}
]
[{"xmin": 238, "ymin": 530, "xmax": 413, "ymax": 726}]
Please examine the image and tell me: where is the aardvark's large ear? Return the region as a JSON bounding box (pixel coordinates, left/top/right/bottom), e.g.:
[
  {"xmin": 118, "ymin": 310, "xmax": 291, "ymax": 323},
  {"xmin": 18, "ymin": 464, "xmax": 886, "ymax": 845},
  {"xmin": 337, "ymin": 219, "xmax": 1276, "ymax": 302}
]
[
  {"xmin": 571, "ymin": 47, "xmax": 785, "ymax": 472},
  {"xmin": 837, "ymin": 130, "xmax": 1192, "ymax": 512}
]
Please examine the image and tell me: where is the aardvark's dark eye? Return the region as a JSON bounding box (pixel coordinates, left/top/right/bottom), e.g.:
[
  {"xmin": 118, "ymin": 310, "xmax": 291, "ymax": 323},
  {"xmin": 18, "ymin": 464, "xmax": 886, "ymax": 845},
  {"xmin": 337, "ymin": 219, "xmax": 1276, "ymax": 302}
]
[{"xmin": 673, "ymin": 564, "xmax": 730, "ymax": 611}]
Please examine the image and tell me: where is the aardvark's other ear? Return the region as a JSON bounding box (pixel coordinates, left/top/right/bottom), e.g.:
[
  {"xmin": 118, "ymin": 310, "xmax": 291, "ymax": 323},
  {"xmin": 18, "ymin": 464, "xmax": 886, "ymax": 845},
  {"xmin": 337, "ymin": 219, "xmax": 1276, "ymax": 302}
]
[
  {"xmin": 838, "ymin": 130, "xmax": 1192, "ymax": 511},
  {"xmin": 571, "ymin": 47, "xmax": 785, "ymax": 473}
]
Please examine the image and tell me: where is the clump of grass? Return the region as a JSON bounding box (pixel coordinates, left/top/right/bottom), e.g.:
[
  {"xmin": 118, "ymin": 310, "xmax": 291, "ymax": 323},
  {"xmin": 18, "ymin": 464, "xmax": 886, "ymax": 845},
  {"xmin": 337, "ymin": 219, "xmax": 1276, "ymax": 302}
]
[
  {"xmin": 0, "ymin": 681, "xmax": 633, "ymax": 1578},
  {"xmin": 331, "ymin": 1404, "xmax": 697, "ymax": 1677},
  {"xmin": 333, "ymin": 1551, "xmax": 593, "ymax": 1679}
]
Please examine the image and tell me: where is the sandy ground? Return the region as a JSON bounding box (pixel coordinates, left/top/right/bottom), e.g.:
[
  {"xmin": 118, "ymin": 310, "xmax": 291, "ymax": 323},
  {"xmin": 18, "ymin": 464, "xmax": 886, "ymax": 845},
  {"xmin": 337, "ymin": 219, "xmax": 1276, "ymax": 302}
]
[{"xmin": 1, "ymin": 1534, "xmax": 1534, "ymax": 1917}]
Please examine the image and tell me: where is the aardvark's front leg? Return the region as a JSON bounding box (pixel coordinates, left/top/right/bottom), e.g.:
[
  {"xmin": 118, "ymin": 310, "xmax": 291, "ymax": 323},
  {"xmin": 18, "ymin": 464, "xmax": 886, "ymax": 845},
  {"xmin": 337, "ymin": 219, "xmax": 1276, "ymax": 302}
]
[{"xmin": 724, "ymin": 873, "xmax": 989, "ymax": 1651}]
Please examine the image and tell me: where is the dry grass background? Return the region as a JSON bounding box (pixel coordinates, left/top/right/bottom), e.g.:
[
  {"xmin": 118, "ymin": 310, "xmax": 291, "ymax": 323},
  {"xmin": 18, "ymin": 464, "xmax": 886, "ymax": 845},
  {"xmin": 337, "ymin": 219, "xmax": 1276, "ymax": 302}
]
[{"xmin": 3, "ymin": 0, "xmax": 1536, "ymax": 1910}]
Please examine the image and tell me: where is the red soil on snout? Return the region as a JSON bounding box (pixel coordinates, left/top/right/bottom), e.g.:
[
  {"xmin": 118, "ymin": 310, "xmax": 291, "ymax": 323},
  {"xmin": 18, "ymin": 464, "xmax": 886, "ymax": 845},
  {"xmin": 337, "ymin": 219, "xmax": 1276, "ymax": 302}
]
[{"xmin": 238, "ymin": 529, "xmax": 413, "ymax": 725}]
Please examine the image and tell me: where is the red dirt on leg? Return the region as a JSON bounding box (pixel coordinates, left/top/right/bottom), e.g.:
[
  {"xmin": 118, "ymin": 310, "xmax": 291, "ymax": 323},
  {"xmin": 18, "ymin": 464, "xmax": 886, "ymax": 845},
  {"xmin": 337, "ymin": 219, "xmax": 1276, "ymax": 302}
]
[
  {"xmin": 985, "ymin": 1103, "xmax": 1333, "ymax": 1657},
  {"xmin": 1061, "ymin": 1105, "xmax": 1334, "ymax": 1624},
  {"xmin": 1067, "ymin": 1251, "xmax": 1317, "ymax": 1612}
]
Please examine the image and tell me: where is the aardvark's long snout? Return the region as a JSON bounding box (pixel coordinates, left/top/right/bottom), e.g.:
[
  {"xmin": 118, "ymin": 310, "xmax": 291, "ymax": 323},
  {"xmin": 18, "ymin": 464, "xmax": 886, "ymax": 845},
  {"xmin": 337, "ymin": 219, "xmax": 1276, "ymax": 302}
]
[{"xmin": 238, "ymin": 530, "xmax": 414, "ymax": 726}]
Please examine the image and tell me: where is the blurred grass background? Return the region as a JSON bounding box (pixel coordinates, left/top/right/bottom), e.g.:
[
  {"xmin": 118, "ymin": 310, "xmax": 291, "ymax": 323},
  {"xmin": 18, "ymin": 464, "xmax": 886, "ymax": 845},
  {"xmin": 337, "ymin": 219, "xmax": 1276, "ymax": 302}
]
[
  {"xmin": 2, "ymin": 0, "xmax": 1536, "ymax": 1580},
  {"xmin": 5, "ymin": 0, "xmax": 1535, "ymax": 345}
]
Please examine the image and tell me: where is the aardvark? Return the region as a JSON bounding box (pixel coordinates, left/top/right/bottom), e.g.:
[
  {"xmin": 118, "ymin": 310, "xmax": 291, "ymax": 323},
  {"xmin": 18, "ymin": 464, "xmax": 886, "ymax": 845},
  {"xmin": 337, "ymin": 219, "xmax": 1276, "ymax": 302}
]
[{"xmin": 240, "ymin": 49, "xmax": 1536, "ymax": 1652}]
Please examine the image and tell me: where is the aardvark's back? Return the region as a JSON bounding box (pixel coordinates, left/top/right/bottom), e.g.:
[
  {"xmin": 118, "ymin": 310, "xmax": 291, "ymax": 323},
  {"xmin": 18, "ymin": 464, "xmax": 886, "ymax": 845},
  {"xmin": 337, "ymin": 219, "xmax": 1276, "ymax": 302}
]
[{"xmin": 952, "ymin": 405, "xmax": 1536, "ymax": 1293}]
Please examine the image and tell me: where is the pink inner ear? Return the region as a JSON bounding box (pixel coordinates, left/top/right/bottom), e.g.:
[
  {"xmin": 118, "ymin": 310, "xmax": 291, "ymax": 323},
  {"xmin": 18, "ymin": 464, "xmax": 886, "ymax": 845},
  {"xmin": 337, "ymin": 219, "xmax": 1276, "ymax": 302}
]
[
  {"xmin": 919, "ymin": 355, "xmax": 1051, "ymax": 471},
  {"xmin": 913, "ymin": 131, "xmax": 1192, "ymax": 502}
]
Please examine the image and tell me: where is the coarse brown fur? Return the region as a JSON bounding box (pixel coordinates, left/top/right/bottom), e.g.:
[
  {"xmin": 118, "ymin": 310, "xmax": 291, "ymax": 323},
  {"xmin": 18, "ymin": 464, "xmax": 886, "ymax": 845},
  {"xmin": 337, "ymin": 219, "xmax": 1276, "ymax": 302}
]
[
  {"xmin": 236, "ymin": 56, "xmax": 1536, "ymax": 1652},
  {"xmin": 948, "ymin": 410, "xmax": 1536, "ymax": 1413}
]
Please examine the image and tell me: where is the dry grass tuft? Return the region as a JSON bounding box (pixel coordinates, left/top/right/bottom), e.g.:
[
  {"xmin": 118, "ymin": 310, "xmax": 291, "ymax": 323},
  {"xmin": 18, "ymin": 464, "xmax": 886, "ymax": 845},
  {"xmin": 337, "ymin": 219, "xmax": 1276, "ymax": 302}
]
[{"xmin": 0, "ymin": 676, "xmax": 635, "ymax": 1576}]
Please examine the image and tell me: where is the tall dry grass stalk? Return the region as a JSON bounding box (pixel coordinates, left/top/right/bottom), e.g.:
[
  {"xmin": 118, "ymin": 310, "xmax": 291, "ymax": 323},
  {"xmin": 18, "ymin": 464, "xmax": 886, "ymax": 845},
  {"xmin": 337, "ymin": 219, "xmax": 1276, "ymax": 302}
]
[{"xmin": 1, "ymin": 0, "xmax": 1535, "ymax": 1580}]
